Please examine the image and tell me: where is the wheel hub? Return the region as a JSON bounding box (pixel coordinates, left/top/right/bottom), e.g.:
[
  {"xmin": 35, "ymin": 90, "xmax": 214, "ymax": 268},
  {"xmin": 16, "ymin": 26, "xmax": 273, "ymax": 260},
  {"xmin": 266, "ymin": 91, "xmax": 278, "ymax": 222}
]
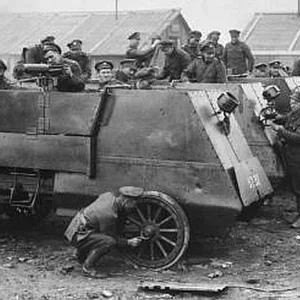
[{"xmin": 142, "ymin": 223, "xmax": 159, "ymax": 239}]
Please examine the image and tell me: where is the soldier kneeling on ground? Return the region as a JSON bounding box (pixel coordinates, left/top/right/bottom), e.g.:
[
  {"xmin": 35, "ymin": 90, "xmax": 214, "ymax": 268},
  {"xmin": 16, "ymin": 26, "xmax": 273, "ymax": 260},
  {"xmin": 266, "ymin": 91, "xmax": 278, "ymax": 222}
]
[{"xmin": 64, "ymin": 187, "xmax": 143, "ymax": 278}]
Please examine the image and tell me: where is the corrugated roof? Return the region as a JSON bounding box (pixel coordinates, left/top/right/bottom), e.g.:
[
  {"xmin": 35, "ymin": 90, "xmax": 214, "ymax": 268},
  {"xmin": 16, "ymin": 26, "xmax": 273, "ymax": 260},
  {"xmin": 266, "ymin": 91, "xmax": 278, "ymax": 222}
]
[
  {"xmin": 243, "ymin": 13, "xmax": 300, "ymax": 52},
  {"xmin": 0, "ymin": 9, "xmax": 185, "ymax": 56}
]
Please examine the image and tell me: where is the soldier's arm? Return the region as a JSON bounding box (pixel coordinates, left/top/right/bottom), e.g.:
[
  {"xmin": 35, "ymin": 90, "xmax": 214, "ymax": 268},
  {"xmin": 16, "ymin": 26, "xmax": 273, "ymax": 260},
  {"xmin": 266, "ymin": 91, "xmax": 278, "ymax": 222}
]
[
  {"xmin": 242, "ymin": 44, "xmax": 255, "ymax": 72},
  {"xmin": 126, "ymin": 47, "xmax": 155, "ymax": 59},
  {"xmin": 183, "ymin": 59, "xmax": 197, "ymax": 81},
  {"xmin": 277, "ymin": 126, "xmax": 300, "ymax": 145}
]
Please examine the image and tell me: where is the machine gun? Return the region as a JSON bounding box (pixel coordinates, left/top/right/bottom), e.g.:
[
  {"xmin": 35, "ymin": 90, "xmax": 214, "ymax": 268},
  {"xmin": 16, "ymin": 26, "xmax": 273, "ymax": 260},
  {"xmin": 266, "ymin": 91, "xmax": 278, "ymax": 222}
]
[
  {"xmin": 259, "ymin": 85, "xmax": 281, "ymax": 126},
  {"xmin": 15, "ymin": 63, "xmax": 64, "ymax": 90}
]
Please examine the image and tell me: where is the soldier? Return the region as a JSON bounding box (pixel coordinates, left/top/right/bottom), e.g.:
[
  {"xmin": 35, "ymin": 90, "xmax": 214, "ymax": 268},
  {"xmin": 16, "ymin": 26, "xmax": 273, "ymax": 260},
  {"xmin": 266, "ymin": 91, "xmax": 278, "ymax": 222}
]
[
  {"xmin": 253, "ymin": 62, "xmax": 269, "ymax": 77},
  {"xmin": 269, "ymin": 88, "xmax": 300, "ymax": 228},
  {"xmin": 183, "ymin": 42, "xmax": 226, "ymax": 83},
  {"xmin": 126, "ymin": 32, "xmax": 161, "ymax": 69},
  {"xmin": 64, "ymin": 187, "xmax": 142, "ymax": 278},
  {"xmin": 205, "ymin": 31, "xmax": 224, "ymax": 59},
  {"xmin": 268, "ymin": 60, "xmax": 288, "ymax": 77},
  {"xmin": 115, "ymin": 59, "xmax": 137, "ymax": 85},
  {"xmin": 94, "ymin": 60, "xmax": 124, "ymax": 90},
  {"xmin": 43, "ymin": 44, "xmax": 85, "ymax": 92},
  {"xmin": 182, "ymin": 30, "xmax": 202, "ymax": 60},
  {"xmin": 63, "ymin": 39, "xmax": 91, "ymax": 82},
  {"xmin": 0, "ymin": 59, "xmax": 12, "ymax": 89},
  {"xmin": 156, "ymin": 40, "xmax": 191, "ymax": 82},
  {"xmin": 222, "ymin": 29, "xmax": 254, "ymax": 75}
]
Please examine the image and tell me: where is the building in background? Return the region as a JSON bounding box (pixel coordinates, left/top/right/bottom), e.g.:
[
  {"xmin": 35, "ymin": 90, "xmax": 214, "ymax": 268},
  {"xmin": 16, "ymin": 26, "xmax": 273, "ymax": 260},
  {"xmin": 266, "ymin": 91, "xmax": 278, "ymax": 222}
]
[
  {"xmin": 0, "ymin": 9, "xmax": 190, "ymax": 78},
  {"xmin": 243, "ymin": 10, "xmax": 300, "ymax": 68}
]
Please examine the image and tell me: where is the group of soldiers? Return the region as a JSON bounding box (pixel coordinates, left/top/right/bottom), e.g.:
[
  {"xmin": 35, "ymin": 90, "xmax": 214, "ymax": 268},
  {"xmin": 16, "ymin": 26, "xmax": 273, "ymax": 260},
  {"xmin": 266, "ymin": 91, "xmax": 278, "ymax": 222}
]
[{"xmin": 0, "ymin": 29, "xmax": 297, "ymax": 92}]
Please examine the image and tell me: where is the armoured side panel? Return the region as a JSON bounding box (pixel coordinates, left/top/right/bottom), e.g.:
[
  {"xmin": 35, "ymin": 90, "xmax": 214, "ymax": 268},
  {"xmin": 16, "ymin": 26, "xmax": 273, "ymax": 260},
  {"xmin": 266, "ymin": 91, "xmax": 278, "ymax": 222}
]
[
  {"xmin": 188, "ymin": 90, "xmax": 273, "ymax": 205},
  {"xmin": 54, "ymin": 89, "xmax": 243, "ymax": 236},
  {"xmin": 0, "ymin": 90, "xmax": 41, "ymax": 133},
  {"xmin": 239, "ymin": 82, "xmax": 285, "ymax": 177},
  {"xmin": 0, "ymin": 133, "xmax": 90, "ymax": 173}
]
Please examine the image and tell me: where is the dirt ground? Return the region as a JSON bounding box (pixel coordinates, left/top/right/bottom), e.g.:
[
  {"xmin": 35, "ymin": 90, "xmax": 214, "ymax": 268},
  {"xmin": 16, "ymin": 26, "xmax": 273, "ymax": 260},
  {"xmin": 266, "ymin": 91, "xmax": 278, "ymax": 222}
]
[{"xmin": 2, "ymin": 186, "xmax": 300, "ymax": 300}]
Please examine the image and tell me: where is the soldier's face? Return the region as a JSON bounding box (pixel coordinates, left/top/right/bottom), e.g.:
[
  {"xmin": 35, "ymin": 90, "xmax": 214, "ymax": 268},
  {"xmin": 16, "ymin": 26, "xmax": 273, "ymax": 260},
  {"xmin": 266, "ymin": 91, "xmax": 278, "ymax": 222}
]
[
  {"xmin": 44, "ymin": 51, "xmax": 61, "ymax": 64},
  {"xmin": 231, "ymin": 36, "xmax": 239, "ymax": 44},
  {"xmin": 189, "ymin": 37, "xmax": 200, "ymax": 45},
  {"xmin": 98, "ymin": 68, "xmax": 113, "ymax": 83},
  {"xmin": 161, "ymin": 45, "xmax": 174, "ymax": 56},
  {"xmin": 203, "ymin": 51, "xmax": 215, "ymax": 63},
  {"xmin": 209, "ymin": 34, "xmax": 219, "ymax": 43}
]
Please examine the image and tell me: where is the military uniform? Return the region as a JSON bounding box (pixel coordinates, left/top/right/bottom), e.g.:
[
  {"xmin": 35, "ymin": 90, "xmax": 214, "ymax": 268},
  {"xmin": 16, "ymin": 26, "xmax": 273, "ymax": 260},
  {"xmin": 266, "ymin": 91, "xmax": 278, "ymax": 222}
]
[
  {"xmin": 63, "ymin": 51, "xmax": 91, "ymax": 81},
  {"xmin": 64, "ymin": 187, "xmax": 143, "ymax": 278},
  {"xmin": 0, "ymin": 59, "xmax": 12, "ymax": 89},
  {"xmin": 291, "ymin": 58, "xmax": 300, "ymax": 76},
  {"xmin": 253, "ymin": 62, "xmax": 269, "ymax": 77},
  {"xmin": 222, "ymin": 30, "xmax": 254, "ymax": 75},
  {"xmin": 98, "ymin": 78, "xmax": 125, "ymax": 90},
  {"xmin": 184, "ymin": 56, "xmax": 226, "ymax": 83},
  {"xmin": 268, "ymin": 60, "xmax": 288, "ymax": 77},
  {"xmin": 271, "ymin": 91, "xmax": 300, "ymax": 227},
  {"xmin": 157, "ymin": 41, "xmax": 191, "ymax": 81},
  {"xmin": 57, "ymin": 57, "xmax": 85, "ymax": 92},
  {"xmin": 182, "ymin": 43, "xmax": 200, "ymax": 60},
  {"xmin": 126, "ymin": 32, "xmax": 157, "ymax": 69}
]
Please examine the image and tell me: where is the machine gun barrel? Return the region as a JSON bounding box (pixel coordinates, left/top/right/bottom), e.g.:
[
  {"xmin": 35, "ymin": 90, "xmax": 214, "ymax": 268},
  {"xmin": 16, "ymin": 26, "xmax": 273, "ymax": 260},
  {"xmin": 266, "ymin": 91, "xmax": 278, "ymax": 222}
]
[{"xmin": 22, "ymin": 64, "xmax": 64, "ymax": 77}]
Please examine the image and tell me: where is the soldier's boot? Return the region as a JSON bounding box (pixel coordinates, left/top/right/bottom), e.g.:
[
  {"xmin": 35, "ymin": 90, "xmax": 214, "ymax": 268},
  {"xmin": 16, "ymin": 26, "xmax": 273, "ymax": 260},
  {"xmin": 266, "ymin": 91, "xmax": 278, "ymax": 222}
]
[
  {"xmin": 291, "ymin": 197, "xmax": 300, "ymax": 228},
  {"xmin": 82, "ymin": 248, "xmax": 110, "ymax": 279}
]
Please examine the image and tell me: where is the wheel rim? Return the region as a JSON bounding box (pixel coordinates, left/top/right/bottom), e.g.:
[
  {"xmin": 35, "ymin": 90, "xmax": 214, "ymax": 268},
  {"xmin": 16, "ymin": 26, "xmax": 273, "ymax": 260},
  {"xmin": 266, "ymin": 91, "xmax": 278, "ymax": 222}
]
[{"xmin": 121, "ymin": 191, "xmax": 190, "ymax": 270}]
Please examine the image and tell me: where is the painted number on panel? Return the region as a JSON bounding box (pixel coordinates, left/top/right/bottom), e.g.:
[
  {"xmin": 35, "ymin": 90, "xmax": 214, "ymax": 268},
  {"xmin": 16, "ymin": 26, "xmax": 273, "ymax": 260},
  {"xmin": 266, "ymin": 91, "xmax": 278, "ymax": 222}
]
[{"xmin": 248, "ymin": 174, "xmax": 260, "ymax": 189}]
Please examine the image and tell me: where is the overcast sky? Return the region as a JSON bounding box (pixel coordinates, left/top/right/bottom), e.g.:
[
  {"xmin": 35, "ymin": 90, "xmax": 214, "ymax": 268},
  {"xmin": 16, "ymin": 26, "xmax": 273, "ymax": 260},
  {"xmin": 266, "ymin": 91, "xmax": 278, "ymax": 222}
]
[{"xmin": 0, "ymin": 0, "xmax": 298, "ymax": 42}]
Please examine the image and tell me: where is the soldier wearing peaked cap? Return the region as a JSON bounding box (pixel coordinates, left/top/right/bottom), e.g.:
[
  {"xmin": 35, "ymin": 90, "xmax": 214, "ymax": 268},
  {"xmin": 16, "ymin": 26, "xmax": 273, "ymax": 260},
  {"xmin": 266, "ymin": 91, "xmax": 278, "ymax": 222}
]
[
  {"xmin": 156, "ymin": 39, "xmax": 191, "ymax": 82},
  {"xmin": 95, "ymin": 60, "xmax": 125, "ymax": 91},
  {"xmin": 205, "ymin": 30, "xmax": 224, "ymax": 59},
  {"xmin": 182, "ymin": 30, "xmax": 202, "ymax": 60},
  {"xmin": 253, "ymin": 62, "xmax": 269, "ymax": 77},
  {"xmin": 43, "ymin": 45, "xmax": 85, "ymax": 92},
  {"xmin": 63, "ymin": 39, "xmax": 91, "ymax": 82},
  {"xmin": 269, "ymin": 88, "xmax": 300, "ymax": 228},
  {"xmin": 126, "ymin": 31, "xmax": 161, "ymax": 69},
  {"xmin": 115, "ymin": 59, "xmax": 137, "ymax": 85},
  {"xmin": 64, "ymin": 187, "xmax": 143, "ymax": 278},
  {"xmin": 222, "ymin": 29, "xmax": 254, "ymax": 75},
  {"xmin": 268, "ymin": 59, "xmax": 288, "ymax": 77},
  {"xmin": 183, "ymin": 41, "xmax": 226, "ymax": 83}
]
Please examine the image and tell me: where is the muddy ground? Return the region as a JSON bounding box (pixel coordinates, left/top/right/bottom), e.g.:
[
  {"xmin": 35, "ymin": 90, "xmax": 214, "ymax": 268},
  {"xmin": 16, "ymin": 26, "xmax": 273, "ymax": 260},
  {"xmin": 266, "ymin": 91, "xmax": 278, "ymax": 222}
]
[{"xmin": 1, "ymin": 186, "xmax": 300, "ymax": 300}]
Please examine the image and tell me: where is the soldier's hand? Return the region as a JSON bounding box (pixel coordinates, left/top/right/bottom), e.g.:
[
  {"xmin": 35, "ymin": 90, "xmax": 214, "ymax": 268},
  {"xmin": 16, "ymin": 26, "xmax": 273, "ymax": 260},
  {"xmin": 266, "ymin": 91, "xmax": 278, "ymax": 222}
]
[
  {"xmin": 127, "ymin": 237, "xmax": 142, "ymax": 247},
  {"xmin": 152, "ymin": 39, "xmax": 161, "ymax": 48}
]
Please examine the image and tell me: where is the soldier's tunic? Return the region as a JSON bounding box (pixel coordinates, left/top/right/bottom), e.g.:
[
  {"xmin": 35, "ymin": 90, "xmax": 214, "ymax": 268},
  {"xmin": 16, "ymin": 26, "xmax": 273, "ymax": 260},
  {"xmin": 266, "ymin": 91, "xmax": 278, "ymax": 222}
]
[
  {"xmin": 222, "ymin": 41, "xmax": 254, "ymax": 75},
  {"xmin": 157, "ymin": 48, "xmax": 191, "ymax": 81},
  {"xmin": 184, "ymin": 56, "xmax": 227, "ymax": 83},
  {"xmin": 126, "ymin": 46, "xmax": 155, "ymax": 69},
  {"xmin": 57, "ymin": 58, "xmax": 85, "ymax": 92},
  {"xmin": 291, "ymin": 58, "xmax": 300, "ymax": 76},
  {"xmin": 62, "ymin": 50, "xmax": 91, "ymax": 81},
  {"xmin": 64, "ymin": 192, "xmax": 127, "ymax": 262}
]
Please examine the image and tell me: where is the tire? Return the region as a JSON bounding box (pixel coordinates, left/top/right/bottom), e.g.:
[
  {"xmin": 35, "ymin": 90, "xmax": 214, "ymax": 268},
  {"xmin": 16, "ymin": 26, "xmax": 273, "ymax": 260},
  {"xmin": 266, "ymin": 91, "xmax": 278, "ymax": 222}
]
[{"xmin": 120, "ymin": 191, "xmax": 190, "ymax": 270}]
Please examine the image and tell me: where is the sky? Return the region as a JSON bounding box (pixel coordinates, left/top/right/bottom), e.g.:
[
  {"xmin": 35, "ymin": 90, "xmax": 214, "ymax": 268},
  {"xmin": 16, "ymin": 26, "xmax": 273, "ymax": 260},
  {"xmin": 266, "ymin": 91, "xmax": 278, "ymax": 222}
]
[{"xmin": 0, "ymin": 0, "xmax": 298, "ymax": 43}]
